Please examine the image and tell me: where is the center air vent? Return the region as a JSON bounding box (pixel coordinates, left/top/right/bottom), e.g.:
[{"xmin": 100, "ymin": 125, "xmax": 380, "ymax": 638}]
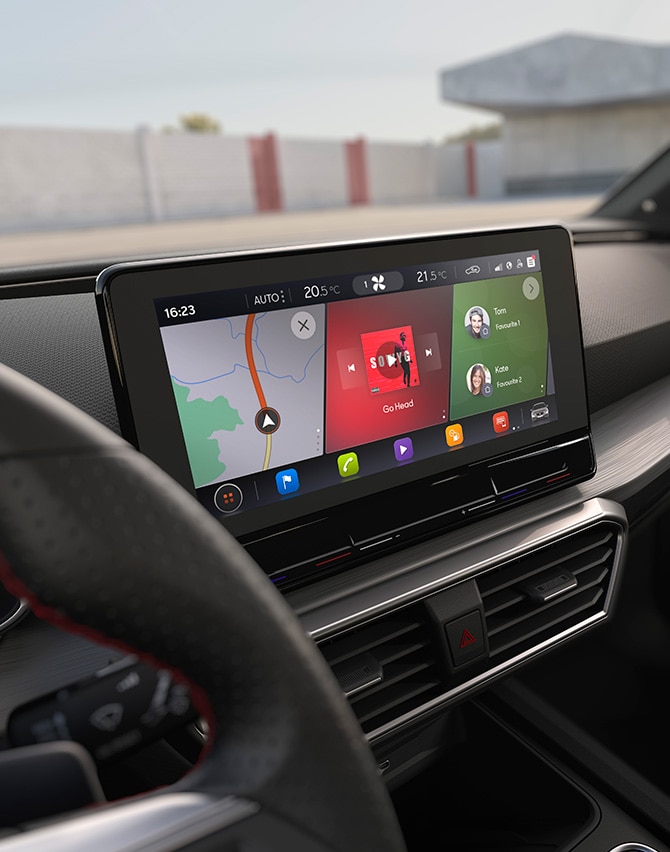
[
  {"xmin": 476, "ymin": 522, "xmax": 619, "ymax": 663},
  {"xmin": 315, "ymin": 514, "xmax": 624, "ymax": 739},
  {"xmin": 318, "ymin": 604, "xmax": 446, "ymax": 734}
]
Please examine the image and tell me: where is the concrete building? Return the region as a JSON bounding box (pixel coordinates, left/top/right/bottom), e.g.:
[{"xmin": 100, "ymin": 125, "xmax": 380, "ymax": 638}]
[{"xmin": 440, "ymin": 34, "xmax": 670, "ymax": 195}]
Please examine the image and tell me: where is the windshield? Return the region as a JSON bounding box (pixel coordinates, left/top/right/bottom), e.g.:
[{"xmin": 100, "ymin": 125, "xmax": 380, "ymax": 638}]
[{"xmin": 2, "ymin": 0, "xmax": 669, "ymax": 267}]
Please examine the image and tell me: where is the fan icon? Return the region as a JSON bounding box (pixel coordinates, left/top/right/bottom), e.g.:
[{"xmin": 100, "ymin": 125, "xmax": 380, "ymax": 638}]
[{"xmin": 371, "ymin": 274, "xmax": 386, "ymax": 292}]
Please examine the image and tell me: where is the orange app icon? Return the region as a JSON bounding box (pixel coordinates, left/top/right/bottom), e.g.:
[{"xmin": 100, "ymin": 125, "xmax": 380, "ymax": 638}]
[{"xmin": 445, "ymin": 423, "xmax": 463, "ymax": 447}]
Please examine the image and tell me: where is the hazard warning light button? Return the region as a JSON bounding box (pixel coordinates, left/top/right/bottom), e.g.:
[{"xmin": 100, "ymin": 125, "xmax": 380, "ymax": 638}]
[{"xmin": 444, "ymin": 611, "xmax": 486, "ymax": 667}]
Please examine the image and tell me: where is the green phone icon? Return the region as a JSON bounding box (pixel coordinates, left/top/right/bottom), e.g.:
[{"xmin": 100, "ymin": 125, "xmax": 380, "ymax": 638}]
[{"xmin": 337, "ymin": 451, "xmax": 359, "ymax": 478}]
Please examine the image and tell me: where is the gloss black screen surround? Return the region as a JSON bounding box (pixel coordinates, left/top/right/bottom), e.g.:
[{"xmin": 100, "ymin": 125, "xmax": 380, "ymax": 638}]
[{"xmin": 97, "ymin": 225, "xmax": 594, "ymax": 589}]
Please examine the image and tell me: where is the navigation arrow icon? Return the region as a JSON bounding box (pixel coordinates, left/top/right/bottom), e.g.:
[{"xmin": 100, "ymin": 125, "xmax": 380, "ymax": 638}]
[{"xmin": 255, "ymin": 407, "xmax": 281, "ymax": 434}]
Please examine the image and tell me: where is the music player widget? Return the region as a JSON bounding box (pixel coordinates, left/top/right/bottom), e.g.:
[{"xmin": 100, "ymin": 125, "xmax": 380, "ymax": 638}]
[{"xmin": 325, "ymin": 287, "xmax": 452, "ymax": 454}]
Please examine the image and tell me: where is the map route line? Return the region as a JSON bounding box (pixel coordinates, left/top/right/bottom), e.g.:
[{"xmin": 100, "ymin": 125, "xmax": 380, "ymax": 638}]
[
  {"xmin": 245, "ymin": 313, "xmax": 272, "ymax": 470},
  {"xmin": 169, "ymin": 343, "xmax": 323, "ymax": 386}
]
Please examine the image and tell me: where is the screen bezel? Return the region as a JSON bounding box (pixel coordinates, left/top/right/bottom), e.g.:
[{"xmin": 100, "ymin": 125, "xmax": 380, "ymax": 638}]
[{"xmin": 96, "ymin": 224, "xmax": 590, "ymax": 538}]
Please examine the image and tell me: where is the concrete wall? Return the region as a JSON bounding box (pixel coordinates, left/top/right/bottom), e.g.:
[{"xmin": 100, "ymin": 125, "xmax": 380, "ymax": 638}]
[
  {"xmin": 436, "ymin": 140, "xmax": 504, "ymax": 199},
  {"xmin": 0, "ymin": 127, "xmax": 499, "ymax": 233},
  {"xmin": 368, "ymin": 142, "xmax": 438, "ymax": 203},
  {"xmin": 0, "ymin": 127, "xmax": 149, "ymax": 230},
  {"xmin": 0, "ymin": 110, "xmax": 666, "ymax": 231},
  {"xmin": 146, "ymin": 131, "xmax": 255, "ymax": 219},
  {"xmin": 436, "ymin": 142, "xmax": 468, "ymax": 198},
  {"xmin": 504, "ymin": 103, "xmax": 670, "ymax": 194},
  {"xmin": 278, "ymin": 137, "xmax": 348, "ymax": 210},
  {"xmin": 474, "ymin": 140, "xmax": 504, "ymax": 198}
]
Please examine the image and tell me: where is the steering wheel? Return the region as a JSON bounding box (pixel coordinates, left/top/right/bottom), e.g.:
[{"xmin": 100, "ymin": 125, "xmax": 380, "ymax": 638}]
[{"xmin": 0, "ymin": 363, "xmax": 407, "ymax": 851}]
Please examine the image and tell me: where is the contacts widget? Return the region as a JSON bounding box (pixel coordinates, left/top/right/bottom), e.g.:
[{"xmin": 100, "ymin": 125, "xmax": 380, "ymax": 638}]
[{"xmin": 450, "ymin": 273, "xmax": 549, "ymax": 421}]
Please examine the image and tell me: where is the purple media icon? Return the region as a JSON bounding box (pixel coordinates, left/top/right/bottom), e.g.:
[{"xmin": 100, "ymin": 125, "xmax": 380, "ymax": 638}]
[{"xmin": 394, "ymin": 437, "xmax": 414, "ymax": 462}]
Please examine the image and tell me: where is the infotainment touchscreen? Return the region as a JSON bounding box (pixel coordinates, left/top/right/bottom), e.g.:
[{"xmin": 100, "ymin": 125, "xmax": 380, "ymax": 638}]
[{"xmin": 97, "ymin": 225, "xmax": 595, "ymax": 590}]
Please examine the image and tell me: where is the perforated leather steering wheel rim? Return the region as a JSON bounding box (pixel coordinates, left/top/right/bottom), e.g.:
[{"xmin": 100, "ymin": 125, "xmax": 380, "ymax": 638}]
[{"xmin": 0, "ymin": 362, "xmax": 407, "ymax": 852}]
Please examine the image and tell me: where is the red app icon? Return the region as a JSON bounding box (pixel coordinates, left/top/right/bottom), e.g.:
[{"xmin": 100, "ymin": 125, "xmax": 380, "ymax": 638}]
[{"xmin": 492, "ymin": 411, "xmax": 509, "ymax": 433}]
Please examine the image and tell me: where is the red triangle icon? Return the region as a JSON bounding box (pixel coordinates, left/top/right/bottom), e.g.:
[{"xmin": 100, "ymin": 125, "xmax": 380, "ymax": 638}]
[{"xmin": 459, "ymin": 628, "xmax": 477, "ymax": 649}]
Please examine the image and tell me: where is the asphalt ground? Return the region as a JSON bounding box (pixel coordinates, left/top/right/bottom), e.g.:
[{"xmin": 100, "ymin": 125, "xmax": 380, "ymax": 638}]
[{"xmin": 0, "ymin": 195, "xmax": 600, "ymax": 267}]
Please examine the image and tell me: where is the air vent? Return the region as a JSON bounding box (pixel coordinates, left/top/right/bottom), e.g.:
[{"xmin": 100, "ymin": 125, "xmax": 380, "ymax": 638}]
[
  {"xmin": 476, "ymin": 522, "xmax": 619, "ymax": 663},
  {"xmin": 318, "ymin": 603, "xmax": 446, "ymax": 734}
]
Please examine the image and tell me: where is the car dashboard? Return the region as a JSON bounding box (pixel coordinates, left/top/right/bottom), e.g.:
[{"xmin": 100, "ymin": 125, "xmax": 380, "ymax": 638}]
[{"xmin": 0, "ymin": 222, "xmax": 669, "ymax": 851}]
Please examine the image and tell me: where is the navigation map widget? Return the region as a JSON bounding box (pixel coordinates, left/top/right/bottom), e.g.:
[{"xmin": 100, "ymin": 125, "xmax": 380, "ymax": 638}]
[{"xmin": 161, "ymin": 305, "xmax": 325, "ymax": 487}]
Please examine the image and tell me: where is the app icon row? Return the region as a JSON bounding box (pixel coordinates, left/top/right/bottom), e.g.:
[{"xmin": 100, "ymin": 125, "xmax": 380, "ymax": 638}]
[{"xmin": 215, "ymin": 412, "xmax": 513, "ymax": 513}]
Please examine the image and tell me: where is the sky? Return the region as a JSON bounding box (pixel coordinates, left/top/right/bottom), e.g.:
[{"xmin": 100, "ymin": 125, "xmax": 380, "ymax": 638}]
[{"xmin": 2, "ymin": 0, "xmax": 670, "ymax": 143}]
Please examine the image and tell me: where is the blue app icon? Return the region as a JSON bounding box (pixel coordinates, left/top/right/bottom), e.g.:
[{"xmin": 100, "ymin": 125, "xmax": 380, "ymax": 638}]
[{"xmin": 276, "ymin": 468, "xmax": 300, "ymax": 495}]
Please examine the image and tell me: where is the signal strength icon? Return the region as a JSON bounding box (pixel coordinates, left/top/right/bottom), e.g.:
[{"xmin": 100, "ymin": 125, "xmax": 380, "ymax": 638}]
[{"xmin": 494, "ymin": 262, "xmax": 503, "ymax": 272}]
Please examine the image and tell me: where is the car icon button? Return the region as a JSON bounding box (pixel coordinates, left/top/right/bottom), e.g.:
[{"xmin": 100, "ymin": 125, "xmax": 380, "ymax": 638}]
[{"xmin": 530, "ymin": 401, "xmax": 549, "ymax": 421}]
